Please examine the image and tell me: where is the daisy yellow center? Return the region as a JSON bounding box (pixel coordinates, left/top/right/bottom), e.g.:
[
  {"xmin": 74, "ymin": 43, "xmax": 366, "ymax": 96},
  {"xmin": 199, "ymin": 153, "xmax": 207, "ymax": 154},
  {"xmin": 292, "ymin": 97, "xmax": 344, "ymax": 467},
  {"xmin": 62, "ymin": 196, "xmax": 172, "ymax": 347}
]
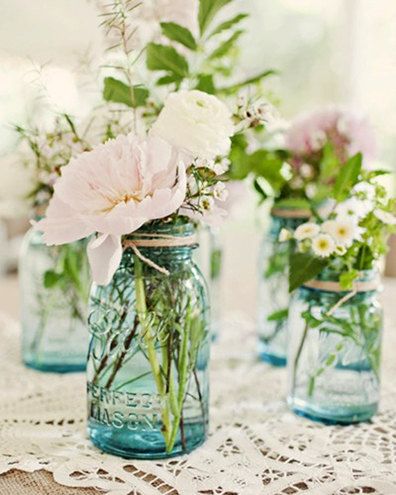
[{"xmin": 318, "ymin": 239, "xmax": 330, "ymax": 250}]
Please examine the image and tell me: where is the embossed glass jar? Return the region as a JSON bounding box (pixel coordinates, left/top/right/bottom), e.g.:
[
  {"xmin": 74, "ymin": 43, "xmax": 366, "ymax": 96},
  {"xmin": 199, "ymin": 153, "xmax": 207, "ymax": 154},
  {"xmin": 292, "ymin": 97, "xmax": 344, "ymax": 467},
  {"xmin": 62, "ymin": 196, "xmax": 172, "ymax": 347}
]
[
  {"xmin": 20, "ymin": 228, "xmax": 90, "ymax": 372},
  {"xmin": 257, "ymin": 210, "xmax": 309, "ymax": 365},
  {"xmin": 287, "ymin": 270, "xmax": 382, "ymax": 424},
  {"xmin": 87, "ymin": 222, "xmax": 210, "ymax": 459}
]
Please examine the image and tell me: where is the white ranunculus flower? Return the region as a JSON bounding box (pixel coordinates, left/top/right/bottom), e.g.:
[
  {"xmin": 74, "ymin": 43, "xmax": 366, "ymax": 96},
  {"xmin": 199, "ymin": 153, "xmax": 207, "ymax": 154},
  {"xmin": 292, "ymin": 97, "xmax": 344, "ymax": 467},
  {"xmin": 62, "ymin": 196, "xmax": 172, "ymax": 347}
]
[
  {"xmin": 294, "ymin": 222, "xmax": 320, "ymax": 241},
  {"xmin": 151, "ymin": 90, "xmax": 234, "ymax": 160},
  {"xmin": 312, "ymin": 234, "xmax": 335, "ymax": 258}
]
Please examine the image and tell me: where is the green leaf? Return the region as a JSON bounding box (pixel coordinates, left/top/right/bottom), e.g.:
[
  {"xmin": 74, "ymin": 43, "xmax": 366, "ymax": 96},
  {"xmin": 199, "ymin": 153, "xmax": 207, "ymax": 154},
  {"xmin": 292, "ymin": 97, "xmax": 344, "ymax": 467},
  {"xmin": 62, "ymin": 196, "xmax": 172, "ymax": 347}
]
[
  {"xmin": 209, "ymin": 30, "xmax": 243, "ymax": 59},
  {"xmin": 228, "ymin": 134, "xmax": 250, "ymax": 180},
  {"xmin": 319, "ymin": 142, "xmax": 339, "ymax": 182},
  {"xmin": 218, "ymin": 69, "xmax": 277, "ymax": 94},
  {"xmin": 253, "ymin": 177, "xmax": 269, "ymax": 202},
  {"xmin": 209, "ymin": 13, "xmax": 248, "ymax": 37},
  {"xmin": 146, "ymin": 43, "xmax": 189, "ymax": 78},
  {"xmin": 160, "ymin": 22, "xmax": 197, "ymax": 50},
  {"xmin": 198, "ymin": 0, "xmax": 232, "ymax": 35},
  {"xmin": 289, "ymin": 252, "xmax": 329, "ymax": 292},
  {"xmin": 195, "ymin": 74, "xmax": 216, "ymax": 94},
  {"xmin": 156, "ymin": 75, "xmax": 180, "ymax": 86},
  {"xmin": 103, "ymin": 77, "xmax": 149, "ymax": 108},
  {"xmin": 210, "ymin": 248, "xmax": 223, "ymax": 279},
  {"xmin": 267, "ymin": 308, "xmax": 289, "ymax": 322},
  {"xmin": 333, "ymin": 153, "xmax": 362, "ymax": 202},
  {"xmin": 249, "ymin": 150, "xmax": 285, "ymax": 193},
  {"xmin": 339, "ymin": 270, "xmax": 359, "ymax": 290},
  {"xmin": 43, "ymin": 270, "xmax": 62, "ymax": 289}
]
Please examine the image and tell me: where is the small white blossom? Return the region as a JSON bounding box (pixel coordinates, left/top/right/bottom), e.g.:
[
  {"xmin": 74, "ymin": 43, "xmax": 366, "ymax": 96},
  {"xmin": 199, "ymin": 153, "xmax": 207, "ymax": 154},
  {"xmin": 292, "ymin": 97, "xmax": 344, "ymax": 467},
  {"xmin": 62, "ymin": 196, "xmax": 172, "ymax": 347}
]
[
  {"xmin": 294, "ymin": 223, "xmax": 320, "ymax": 241},
  {"xmin": 312, "ymin": 234, "xmax": 336, "ymax": 258},
  {"xmin": 335, "ymin": 197, "xmax": 373, "ymax": 220},
  {"xmin": 335, "ymin": 245, "xmax": 347, "ymax": 255},
  {"xmin": 299, "ymin": 163, "xmax": 314, "ymax": 179},
  {"xmin": 279, "ymin": 228, "xmax": 292, "ymax": 242},
  {"xmin": 198, "ymin": 196, "xmax": 214, "ymax": 212},
  {"xmin": 374, "ymin": 209, "xmax": 396, "ymax": 225},
  {"xmin": 212, "ymin": 158, "xmax": 230, "ymax": 176},
  {"xmin": 213, "ymin": 182, "xmax": 228, "ymax": 202}
]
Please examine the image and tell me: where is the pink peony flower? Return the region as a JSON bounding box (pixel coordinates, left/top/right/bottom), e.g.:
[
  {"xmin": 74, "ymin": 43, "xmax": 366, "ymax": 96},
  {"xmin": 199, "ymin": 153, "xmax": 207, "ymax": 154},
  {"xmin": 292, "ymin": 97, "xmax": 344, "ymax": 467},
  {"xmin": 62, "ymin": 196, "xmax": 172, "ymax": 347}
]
[
  {"xmin": 286, "ymin": 107, "xmax": 376, "ymax": 162},
  {"xmin": 36, "ymin": 134, "xmax": 187, "ymax": 285}
]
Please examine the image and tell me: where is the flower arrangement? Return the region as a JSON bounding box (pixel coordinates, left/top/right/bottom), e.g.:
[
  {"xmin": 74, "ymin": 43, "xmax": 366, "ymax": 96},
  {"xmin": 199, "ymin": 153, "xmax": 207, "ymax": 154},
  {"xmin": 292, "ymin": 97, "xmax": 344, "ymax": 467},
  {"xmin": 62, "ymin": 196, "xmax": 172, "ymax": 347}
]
[
  {"xmin": 284, "ymin": 154, "xmax": 395, "ymax": 292},
  {"xmin": 27, "ymin": 0, "xmax": 279, "ymax": 457}
]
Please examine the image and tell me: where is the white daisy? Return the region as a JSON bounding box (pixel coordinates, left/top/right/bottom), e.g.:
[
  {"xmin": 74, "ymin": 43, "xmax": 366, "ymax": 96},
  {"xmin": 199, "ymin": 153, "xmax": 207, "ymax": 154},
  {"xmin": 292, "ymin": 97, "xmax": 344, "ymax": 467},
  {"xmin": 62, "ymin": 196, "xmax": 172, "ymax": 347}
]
[
  {"xmin": 335, "ymin": 197, "xmax": 373, "ymax": 220},
  {"xmin": 374, "ymin": 209, "xmax": 396, "ymax": 225},
  {"xmin": 294, "ymin": 222, "xmax": 320, "ymax": 241},
  {"xmin": 312, "ymin": 234, "xmax": 336, "ymax": 258},
  {"xmin": 322, "ymin": 219, "xmax": 362, "ymax": 247}
]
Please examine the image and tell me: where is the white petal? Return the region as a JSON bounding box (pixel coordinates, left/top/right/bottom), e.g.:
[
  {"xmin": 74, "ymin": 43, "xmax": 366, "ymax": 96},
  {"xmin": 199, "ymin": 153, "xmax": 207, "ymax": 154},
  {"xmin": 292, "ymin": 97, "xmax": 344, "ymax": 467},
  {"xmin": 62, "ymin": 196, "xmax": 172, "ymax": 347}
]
[{"xmin": 87, "ymin": 234, "xmax": 122, "ymax": 286}]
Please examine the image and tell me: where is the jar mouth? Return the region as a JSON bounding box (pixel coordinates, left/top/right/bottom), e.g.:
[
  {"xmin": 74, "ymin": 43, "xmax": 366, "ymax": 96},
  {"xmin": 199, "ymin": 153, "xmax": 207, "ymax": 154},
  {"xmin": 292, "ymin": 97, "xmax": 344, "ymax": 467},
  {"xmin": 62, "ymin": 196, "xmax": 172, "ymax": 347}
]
[{"xmin": 125, "ymin": 218, "xmax": 196, "ymax": 240}]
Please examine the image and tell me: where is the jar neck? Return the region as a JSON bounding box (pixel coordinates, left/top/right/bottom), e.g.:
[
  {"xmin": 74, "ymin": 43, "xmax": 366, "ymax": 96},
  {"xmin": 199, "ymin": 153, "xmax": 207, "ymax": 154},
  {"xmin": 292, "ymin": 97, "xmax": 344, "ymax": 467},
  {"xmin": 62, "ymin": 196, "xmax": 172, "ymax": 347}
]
[
  {"xmin": 269, "ymin": 214, "xmax": 308, "ymax": 237},
  {"xmin": 122, "ymin": 220, "xmax": 198, "ymax": 265}
]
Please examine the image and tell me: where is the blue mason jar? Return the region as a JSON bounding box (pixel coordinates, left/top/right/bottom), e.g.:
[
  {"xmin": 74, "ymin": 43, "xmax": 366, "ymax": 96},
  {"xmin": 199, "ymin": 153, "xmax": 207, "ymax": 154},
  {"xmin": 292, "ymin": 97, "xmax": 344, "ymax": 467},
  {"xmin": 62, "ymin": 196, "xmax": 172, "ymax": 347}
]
[
  {"xmin": 87, "ymin": 221, "xmax": 210, "ymax": 459},
  {"xmin": 257, "ymin": 210, "xmax": 308, "ymax": 366},
  {"xmin": 287, "ymin": 270, "xmax": 382, "ymax": 424},
  {"xmin": 20, "ymin": 228, "xmax": 90, "ymax": 372}
]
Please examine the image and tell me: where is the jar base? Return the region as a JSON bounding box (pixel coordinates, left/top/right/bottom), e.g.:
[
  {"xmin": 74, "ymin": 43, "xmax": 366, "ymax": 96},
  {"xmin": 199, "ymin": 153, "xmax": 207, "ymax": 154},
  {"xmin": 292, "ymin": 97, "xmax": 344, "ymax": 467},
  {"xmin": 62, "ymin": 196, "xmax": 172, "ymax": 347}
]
[
  {"xmin": 258, "ymin": 351, "xmax": 286, "ymax": 367},
  {"xmin": 88, "ymin": 421, "xmax": 207, "ymax": 459},
  {"xmin": 288, "ymin": 397, "xmax": 378, "ymax": 424},
  {"xmin": 24, "ymin": 359, "xmax": 86, "ymax": 374}
]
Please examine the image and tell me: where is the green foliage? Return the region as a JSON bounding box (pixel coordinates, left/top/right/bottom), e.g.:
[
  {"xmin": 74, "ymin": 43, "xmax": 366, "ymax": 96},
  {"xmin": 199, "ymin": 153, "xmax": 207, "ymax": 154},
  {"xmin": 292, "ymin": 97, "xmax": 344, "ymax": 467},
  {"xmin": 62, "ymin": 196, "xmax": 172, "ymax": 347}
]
[
  {"xmin": 198, "ymin": 0, "xmax": 233, "ymax": 35},
  {"xmin": 146, "ymin": 43, "xmax": 189, "ymax": 79},
  {"xmin": 249, "ymin": 150, "xmax": 286, "ymax": 194},
  {"xmin": 195, "ymin": 74, "xmax": 216, "ymax": 94},
  {"xmin": 210, "ymin": 248, "xmax": 223, "ymax": 280},
  {"xmin": 209, "ymin": 13, "xmax": 248, "ymax": 37},
  {"xmin": 319, "ymin": 142, "xmax": 339, "ymax": 182},
  {"xmin": 209, "ymin": 30, "xmax": 244, "ymax": 59},
  {"xmin": 289, "ymin": 252, "xmax": 329, "ymax": 292},
  {"xmin": 103, "ymin": 77, "xmax": 149, "ymax": 108},
  {"xmin": 339, "ymin": 270, "xmax": 359, "ymax": 290},
  {"xmin": 228, "ymin": 134, "xmax": 250, "ymax": 180},
  {"xmin": 160, "ymin": 22, "xmax": 197, "ymax": 50},
  {"xmin": 333, "ymin": 153, "xmax": 362, "ymax": 202},
  {"xmin": 218, "ymin": 69, "xmax": 277, "ymax": 94},
  {"xmin": 267, "ymin": 308, "xmax": 289, "ymax": 322}
]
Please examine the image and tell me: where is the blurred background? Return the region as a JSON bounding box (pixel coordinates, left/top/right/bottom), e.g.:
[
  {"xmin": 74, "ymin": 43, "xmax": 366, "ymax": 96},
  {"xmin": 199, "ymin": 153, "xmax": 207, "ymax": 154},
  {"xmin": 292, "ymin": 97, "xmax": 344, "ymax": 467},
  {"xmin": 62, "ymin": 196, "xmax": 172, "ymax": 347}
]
[{"xmin": 0, "ymin": 0, "xmax": 395, "ymax": 319}]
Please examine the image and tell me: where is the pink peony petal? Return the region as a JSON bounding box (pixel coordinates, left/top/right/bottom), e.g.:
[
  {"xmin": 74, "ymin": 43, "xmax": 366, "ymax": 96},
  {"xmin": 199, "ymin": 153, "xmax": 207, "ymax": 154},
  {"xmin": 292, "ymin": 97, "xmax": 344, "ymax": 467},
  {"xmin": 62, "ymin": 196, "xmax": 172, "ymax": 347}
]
[{"xmin": 87, "ymin": 234, "xmax": 122, "ymax": 286}]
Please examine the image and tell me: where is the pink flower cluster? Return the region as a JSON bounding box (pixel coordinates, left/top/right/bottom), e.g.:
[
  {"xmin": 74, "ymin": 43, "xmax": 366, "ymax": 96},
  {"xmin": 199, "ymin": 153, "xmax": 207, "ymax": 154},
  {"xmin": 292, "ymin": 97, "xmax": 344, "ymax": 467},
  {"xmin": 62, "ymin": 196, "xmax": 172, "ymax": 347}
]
[{"xmin": 286, "ymin": 107, "xmax": 376, "ymax": 162}]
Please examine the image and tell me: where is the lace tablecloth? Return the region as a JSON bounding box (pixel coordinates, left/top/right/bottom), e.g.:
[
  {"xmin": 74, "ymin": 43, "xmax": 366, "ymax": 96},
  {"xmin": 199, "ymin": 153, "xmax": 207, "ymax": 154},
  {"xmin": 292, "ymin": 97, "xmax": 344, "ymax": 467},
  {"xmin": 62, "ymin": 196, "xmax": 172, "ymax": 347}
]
[{"xmin": 1, "ymin": 283, "xmax": 396, "ymax": 495}]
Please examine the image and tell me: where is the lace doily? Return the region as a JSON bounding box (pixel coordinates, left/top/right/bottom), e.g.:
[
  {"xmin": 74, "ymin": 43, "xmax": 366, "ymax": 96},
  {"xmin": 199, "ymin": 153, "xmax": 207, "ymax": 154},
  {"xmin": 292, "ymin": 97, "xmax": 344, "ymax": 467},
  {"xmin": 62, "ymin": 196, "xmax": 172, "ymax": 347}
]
[{"xmin": 1, "ymin": 283, "xmax": 396, "ymax": 495}]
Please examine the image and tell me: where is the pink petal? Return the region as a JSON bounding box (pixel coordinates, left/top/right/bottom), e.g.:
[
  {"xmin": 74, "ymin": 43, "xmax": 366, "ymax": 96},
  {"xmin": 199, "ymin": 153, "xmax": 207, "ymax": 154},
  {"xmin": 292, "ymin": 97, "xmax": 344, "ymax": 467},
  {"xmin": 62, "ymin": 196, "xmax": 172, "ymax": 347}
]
[{"xmin": 87, "ymin": 234, "xmax": 122, "ymax": 286}]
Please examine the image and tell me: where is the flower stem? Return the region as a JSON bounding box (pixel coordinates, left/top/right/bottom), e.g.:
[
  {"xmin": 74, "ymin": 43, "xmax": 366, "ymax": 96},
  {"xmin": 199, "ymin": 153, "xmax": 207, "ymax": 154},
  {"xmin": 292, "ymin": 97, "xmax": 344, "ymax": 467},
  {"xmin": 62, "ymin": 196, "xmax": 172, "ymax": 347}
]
[
  {"xmin": 292, "ymin": 321, "xmax": 309, "ymax": 395},
  {"xmin": 134, "ymin": 256, "xmax": 172, "ymax": 446}
]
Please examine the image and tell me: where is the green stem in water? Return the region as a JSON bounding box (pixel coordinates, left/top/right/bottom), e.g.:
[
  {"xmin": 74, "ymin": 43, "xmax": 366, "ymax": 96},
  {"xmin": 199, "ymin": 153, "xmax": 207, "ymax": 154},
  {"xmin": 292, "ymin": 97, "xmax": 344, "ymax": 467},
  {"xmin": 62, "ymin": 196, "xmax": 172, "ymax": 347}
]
[
  {"xmin": 134, "ymin": 256, "xmax": 172, "ymax": 446},
  {"xmin": 292, "ymin": 321, "xmax": 309, "ymax": 395}
]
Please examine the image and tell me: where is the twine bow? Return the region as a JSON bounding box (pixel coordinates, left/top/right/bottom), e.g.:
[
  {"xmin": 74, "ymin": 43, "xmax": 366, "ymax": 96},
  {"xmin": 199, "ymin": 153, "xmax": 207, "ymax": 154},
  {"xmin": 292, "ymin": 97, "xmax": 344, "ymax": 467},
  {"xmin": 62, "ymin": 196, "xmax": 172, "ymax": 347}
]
[
  {"xmin": 122, "ymin": 233, "xmax": 198, "ymax": 276},
  {"xmin": 303, "ymin": 277, "xmax": 381, "ymax": 316}
]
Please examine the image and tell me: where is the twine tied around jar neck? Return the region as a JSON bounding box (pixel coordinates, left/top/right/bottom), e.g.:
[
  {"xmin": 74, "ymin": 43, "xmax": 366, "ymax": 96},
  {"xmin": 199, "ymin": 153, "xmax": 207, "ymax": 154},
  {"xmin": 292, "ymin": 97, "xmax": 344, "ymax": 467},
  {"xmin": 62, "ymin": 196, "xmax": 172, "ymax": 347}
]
[
  {"xmin": 271, "ymin": 207, "xmax": 311, "ymax": 219},
  {"xmin": 302, "ymin": 276, "xmax": 381, "ymax": 316},
  {"xmin": 122, "ymin": 233, "xmax": 198, "ymax": 276}
]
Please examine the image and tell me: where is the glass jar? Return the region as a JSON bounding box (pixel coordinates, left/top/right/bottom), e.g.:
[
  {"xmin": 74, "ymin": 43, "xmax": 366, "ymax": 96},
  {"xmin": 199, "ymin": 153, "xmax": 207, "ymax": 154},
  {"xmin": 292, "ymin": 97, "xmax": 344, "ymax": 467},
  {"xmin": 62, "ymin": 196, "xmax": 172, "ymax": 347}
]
[
  {"xmin": 20, "ymin": 228, "xmax": 90, "ymax": 372},
  {"xmin": 257, "ymin": 212, "xmax": 308, "ymax": 365},
  {"xmin": 196, "ymin": 226, "xmax": 223, "ymax": 341},
  {"xmin": 287, "ymin": 270, "xmax": 382, "ymax": 424},
  {"xmin": 87, "ymin": 222, "xmax": 210, "ymax": 459}
]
